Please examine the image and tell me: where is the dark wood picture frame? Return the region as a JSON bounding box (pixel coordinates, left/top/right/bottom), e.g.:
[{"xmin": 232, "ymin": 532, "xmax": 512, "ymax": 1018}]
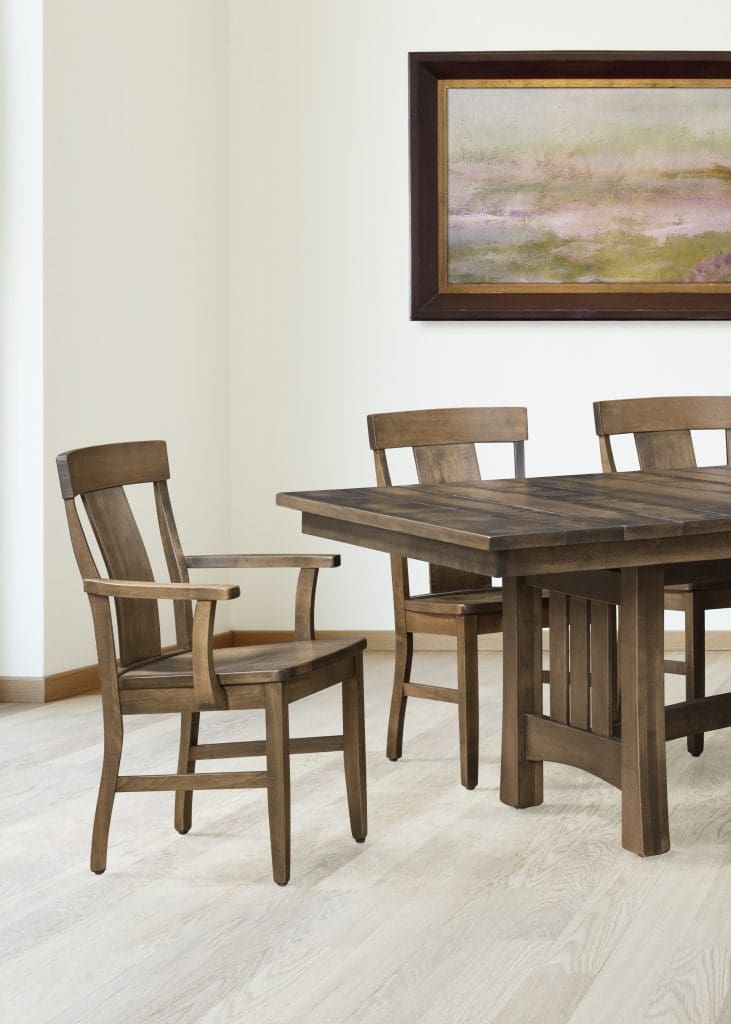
[{"xmin": 410, "ymin": 51, "xmax": 731, "ymax": 320}]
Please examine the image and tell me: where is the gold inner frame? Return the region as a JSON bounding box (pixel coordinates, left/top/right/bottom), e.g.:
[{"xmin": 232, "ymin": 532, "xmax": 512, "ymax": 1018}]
[{"xmin": 437, "ymin": 78, "xmax": 731, "ymax": 293}]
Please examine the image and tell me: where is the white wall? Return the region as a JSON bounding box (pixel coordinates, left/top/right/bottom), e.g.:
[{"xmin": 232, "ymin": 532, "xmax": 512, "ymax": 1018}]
[
  {"xmin": 0, "ymin": 0, "xmax": 44, "ymax": 676},
  {"xmin": 43, "ymin": 0, "xmax": 230, "ymax": 673},
  {"xmin": 6, "ymin": 0, "xmax": 731, "ymax": 678},
  {"xmin": 228, "ymin": 0, "xmax": 731, "ymax": 633}
]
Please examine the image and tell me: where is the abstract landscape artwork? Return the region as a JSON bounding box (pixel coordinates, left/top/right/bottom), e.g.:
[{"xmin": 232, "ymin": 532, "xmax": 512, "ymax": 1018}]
[
  {"xmin": 410, "ymin": 53, "xmax": 731, "ymax": 319},
  {"xmin": 442, "ymin": 82, "xmax": 731, "ymax": 288}
]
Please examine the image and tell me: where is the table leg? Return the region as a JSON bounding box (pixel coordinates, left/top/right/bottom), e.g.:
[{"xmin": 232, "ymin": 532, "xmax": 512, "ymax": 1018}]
[
  {"xmin": 619, "ymin": 566, "xmax": 669, "ymax": 856},
  {"xmin": 500, "ymin": 576, "xmax": 543, "ymax": 808}
]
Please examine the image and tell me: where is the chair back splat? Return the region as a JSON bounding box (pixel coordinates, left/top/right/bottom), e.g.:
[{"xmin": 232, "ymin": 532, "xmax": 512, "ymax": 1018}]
[
  {"xmin": 593, "ymin": 396, "xmax": 731, "ymax": 473},
  {"xmin": 57, "ymin": 441, "xmax": 192, "ymax": 666},
  {"xmin": 368, "ymin": 407, "xmax": 528, "ymax": 593}
]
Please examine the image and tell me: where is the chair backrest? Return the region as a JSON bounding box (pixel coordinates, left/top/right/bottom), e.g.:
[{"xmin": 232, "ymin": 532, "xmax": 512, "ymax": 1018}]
[
  {"xmin": 367, "ymin": 407, "xmax": 528, "ymax": 594},
  {"xmin": 593, "ymin": 397, "xmax": 731, "ymax": 472},
  {"xmin": 57, "ymin": 441, "xmax": 192, "ymax": 667}
]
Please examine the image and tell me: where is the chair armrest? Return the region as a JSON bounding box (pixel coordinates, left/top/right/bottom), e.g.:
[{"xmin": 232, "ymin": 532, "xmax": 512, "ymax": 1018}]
[
  {"xmin": 83, "ymin": 579, "xmax": 235, "ymax": 710},
  {"xmin": 83, "ymin": 579, "xmax": 240, "ymax": 601},
  {"xmin": 186, "ymin": 553, "xmax": 338, "ymax": 641},
  {"xmin": 184, "ymin": 557, "xmax": 337, "ymax": 639},
  {"xmin": 185, "ymin": 553, "xmax": 340, "ymax": 569}
]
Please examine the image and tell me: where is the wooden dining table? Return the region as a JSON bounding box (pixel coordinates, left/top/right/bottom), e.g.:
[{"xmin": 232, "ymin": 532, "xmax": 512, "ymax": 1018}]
[{"xmin": 278, "ymin": 467, "xmax": 731, "ymax": 857}]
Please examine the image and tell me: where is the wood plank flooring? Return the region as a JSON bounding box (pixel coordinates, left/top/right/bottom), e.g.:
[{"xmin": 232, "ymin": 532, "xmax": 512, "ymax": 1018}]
[{"xmin": 2, "ymin": 651, "xmax": 731, "ymax": 1024}]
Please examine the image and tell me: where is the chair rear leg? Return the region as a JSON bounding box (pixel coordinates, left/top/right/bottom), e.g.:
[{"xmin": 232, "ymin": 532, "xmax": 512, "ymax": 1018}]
[
  {"xmin": 90, "ymin": 715, "xmax": 123, "ymax": 874},
  {"xmin": 386, "ymin": 631, "xmax": 413, "ymax": 761},
  {"xmin": 265, "ymin": 683, "xmax": 291, "ymax": 885},
  {"xmin": 685, "ymin": 596, "xmax": 705, "ymax": 757},
  {"xmin": 342, "ymin": 656, "xmax": 367, "ymax": 842},
  {"xmin": 174, "ymin": 712, "xmax": 200, "ymax": 834},
  {"xmin": 457, "ymin": 616, "xmax": 479, "ymax": 790}
]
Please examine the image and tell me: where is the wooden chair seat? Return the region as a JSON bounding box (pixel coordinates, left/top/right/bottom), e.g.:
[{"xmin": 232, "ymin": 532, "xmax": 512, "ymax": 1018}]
[
  {"xmin": 404, "ymin": 588, "xmax": 503, "ymax": 616},
  {"xmin": 119, "ymin": 638, "xmax": 367, "ymax": 688}
]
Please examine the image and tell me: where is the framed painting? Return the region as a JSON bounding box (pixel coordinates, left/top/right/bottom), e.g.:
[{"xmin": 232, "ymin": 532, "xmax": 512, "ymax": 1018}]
[{"xmin": 410, "ymin": 52, "xmax": 731, "ymax": 319}]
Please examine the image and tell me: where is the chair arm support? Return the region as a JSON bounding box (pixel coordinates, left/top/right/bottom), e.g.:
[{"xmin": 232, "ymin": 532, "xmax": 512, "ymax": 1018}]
[
  {"xmin": 185, "ymin": 553, "xmax": 340, "ymax": 569},
  {"xmin": 191, "ymin": 599, "xmax": 227, "ymax": 709},
  {"xmin": 294, "ymin": 568, "xmax": 320, "ymax": 641},
  {"xmin": 184, "ymin": 554, "xmax": 339, "ymax": 641},
  {"xmin": 83, "ymin": 579, "xmax": 240, "ymax": 602},
  {"xmin": 83, "ymin": 580, "xmax": 230, "ymax": 709}
]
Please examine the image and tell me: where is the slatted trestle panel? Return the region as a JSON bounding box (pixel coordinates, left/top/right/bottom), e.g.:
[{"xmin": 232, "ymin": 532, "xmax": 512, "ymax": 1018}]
[
  {"xmin": 548, "ymin": 593, "xmax": 569, "ymax": 723},
  {"xmin": 569, "ymin": 598, "xmax": 590, "ymax": 729},
  {"xmin": 589, "ymin": 602, "xmax": 616, "ymax": 737},
  {"xmin": 548, "ymin": 593, "xmax": 618, "ymax": 738}
]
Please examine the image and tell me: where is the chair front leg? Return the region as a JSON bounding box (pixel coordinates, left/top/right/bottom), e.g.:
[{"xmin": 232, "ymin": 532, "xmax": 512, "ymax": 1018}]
[
  {"xmin": 265, "ymin": 683, "xmax": 291, "ymax": 885},
  {"xmin": 386, "ymin": 631, "xmax": 412, "ymax": 761},
  {"xmin": 174, "ymin": 712, "xmax": 200, "ymax": 834},
  {"xmin": 457, "ymin": 616, "xmax": 479, "ymax": 789},
  {"xmin": 685, "ymin": 595, "xmax": 705, "ymax": 757},
  {"xmin": 342, "ymin": 656, "xmax": 367, "ymax": 842},
  {"xmin": 91, "ymin": 710, "xmax": 123, "ymax": 874}
]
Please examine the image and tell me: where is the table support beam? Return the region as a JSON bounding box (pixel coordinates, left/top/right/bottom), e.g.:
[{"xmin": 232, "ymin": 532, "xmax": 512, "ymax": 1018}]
[
  {"xmin": 665, "ymin": 692, "xmax": 731, "ymax": 741},
  {"xmin": 525, "ymin": 714, "xmax": 621, "ymax": 789},
  {"xmin": 500, "ymin": 576, "xmax": 543, "ymax": 809},
  {"xmin": 619, "ymin": 566, "xmax": 669, "ymax": 857}
]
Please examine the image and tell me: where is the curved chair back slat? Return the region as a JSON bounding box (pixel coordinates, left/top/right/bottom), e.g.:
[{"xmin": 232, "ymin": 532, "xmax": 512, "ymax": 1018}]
[
  {"xmin": 57, "ymin": 440, "xmax": 170, "ymax": 499},
  {"xmin": 57, "ymin": 441, "xmax": 191, "ymax": 666},
  {"xmin": 368, "ymin": 407, "xmax": 528, "ymax": 594},
  {"xmin": 593, "ymin": 397, "xmax": 731, "ymax": 472}
]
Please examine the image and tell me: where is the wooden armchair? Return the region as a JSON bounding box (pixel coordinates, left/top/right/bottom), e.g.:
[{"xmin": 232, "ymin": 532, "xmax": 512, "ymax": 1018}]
[
  {"xmin": 367, "ymin": 407, "xmax": 546, "ymax": 789},
  {"xmin": 57, "ymin": 441, "xmax": 366, "ymax": 885},
  {"xmin": 594, "ymin": 396, "xmax": 731, "ymax": 757}
]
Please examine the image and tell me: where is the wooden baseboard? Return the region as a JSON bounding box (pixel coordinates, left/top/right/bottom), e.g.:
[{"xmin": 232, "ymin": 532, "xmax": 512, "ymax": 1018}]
[
  {"xmin": 0, "ymin": 631, "xmax": 236, "ymax": 705},
  {"xmin": 0, "ymin": 677, "xmax": 46, "ymax": 702},
  {"xmin": 44, "ymin": 664, "xmax": 101, "ymax": 703},
  {"xmin": 3, "ymin": 628, "xmax": 731, "ymax": 704}
]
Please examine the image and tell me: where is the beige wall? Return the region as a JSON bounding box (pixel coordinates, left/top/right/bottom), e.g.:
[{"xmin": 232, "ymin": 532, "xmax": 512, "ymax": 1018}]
[
  {"xmin": 43, "ymin": 0, "xmax": 230, "ymax": 673},
  {"xmin": 9, "ymin": 0, "xmax": 731, "ymax": 677},
  {"xmin": 0, "ymin": 0, "xmax": 44, "ymax": 676},
  {"xmin": 227, "ymin": 0, "xmax": 731, "ymax": 633}
]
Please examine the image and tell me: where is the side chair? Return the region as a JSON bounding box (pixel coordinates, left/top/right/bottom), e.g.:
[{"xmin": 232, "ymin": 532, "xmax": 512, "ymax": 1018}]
[
  {"xmin": 367, "ymin": 407, "xmax": 548, "ymax": 789},
  {"xmin": 594, "ymin": 395, "xmax": 731, "ymax": 757},
  {"xmin": 57, "ymin": 440, "xmax": 367, "ymax": 885}
]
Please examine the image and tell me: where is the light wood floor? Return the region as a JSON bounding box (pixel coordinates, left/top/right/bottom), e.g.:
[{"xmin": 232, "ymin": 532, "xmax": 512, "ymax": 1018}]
[{"xmin": 2, "ymin": 650, "xmax": 731, "ymax": 1024}]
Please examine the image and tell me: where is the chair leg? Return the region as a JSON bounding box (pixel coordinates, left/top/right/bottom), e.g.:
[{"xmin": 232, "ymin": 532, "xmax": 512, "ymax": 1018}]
[
  {"xmin": 264, "ymin": 683, "xmax": 291, "ymax": 886},
  {"xmin": 174, "ymin": 712, "xmax": 200, "ymax": 834},
  {"xmin": 90, "ymin": 713, "xmax": 123, "ymax": 874},
  {"xmin": 342, "ymin": 656, "xmax": 367, "ymax": 843},
  {"xmin": 386, "ymin": 631, "xmax": 413, "ymax": 761},
  {"xmin": 457, "ymin": 616, "xmax": 479, "ymax": 790},
  {"xmin": 685, "ymin": 596, "xmax": 705, "ymax": 757}
]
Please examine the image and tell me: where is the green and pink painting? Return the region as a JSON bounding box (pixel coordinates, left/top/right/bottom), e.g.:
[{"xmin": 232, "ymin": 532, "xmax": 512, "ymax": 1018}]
[{"xmin": 445, "ymin": 86, "xmax": 731, "ymax": 286}]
